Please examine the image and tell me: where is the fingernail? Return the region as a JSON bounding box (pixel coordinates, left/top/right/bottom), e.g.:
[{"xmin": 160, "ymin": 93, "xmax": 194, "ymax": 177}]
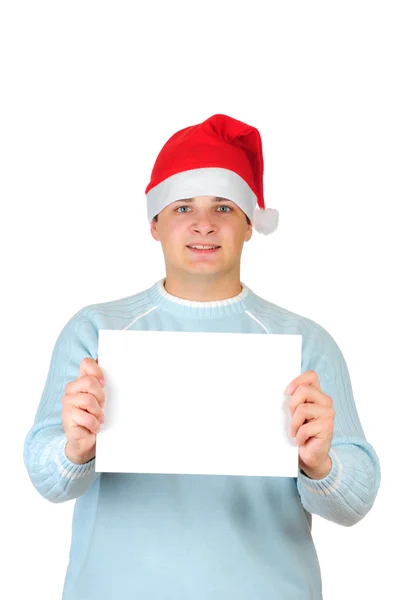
[
  {"xmin": 100, "ymin": 378, "xmax": 105, "ymax": 387},
  {"xmin": 100, "ymin": 414, "xmax": 105, "ymax": 423},
  {"xmin": 285, "ymin": 384, "xmax": 295, "ymax": 395}
]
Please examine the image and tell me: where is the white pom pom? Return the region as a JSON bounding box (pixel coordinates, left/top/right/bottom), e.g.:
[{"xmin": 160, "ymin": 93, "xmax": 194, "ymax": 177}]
[{"xmin": 253, "ymin": 205, "xmax": 279, "ymax": 235}]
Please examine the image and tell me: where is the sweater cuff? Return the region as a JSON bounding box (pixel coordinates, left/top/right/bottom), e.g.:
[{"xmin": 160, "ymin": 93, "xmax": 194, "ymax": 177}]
[
  {"xmin": 297, "ymin": 448, "xmax": 343, "ymax": 495},
  {"xmin": 55, "ymin": 435, "xmax": 96, "ymax": 480}
]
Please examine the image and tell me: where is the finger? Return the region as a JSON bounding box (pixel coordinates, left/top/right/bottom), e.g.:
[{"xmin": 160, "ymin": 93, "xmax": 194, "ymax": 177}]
[
  {"xmin": 65, "ymin": 419, "xmax": 96, "ymax": 444},
  {"xmin": 285, "ymin": 369, "xmax": 321, "ymax": 395},
  {"xmin": 65, "ymin": 375, "xmax": 105, "ymax": 407},
  {"xmin": 288, "ymin": 384, "xmax": 333, "ymax": 416},
  {"xmin": 69, "ymin": 391, "xmax": 104, "ymax": 421},
  {"xmin": 295, "ymin": 419, "xmax": 331, "ymax": 446},
  {"xmin": 79, "ymin": 356, "xmax": 105, "ymax": 386},
  {"xmin": 290, "ymin": 403, "xmax": 333, "ymax": 437},
  {"xmin": 69, "ymin": 406, "xmax": 102, "ymax": 434}
]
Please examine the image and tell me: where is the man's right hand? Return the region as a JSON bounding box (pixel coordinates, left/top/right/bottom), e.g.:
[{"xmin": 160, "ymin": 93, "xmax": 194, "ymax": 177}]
[{"xmin": 62, "ymin": 357, "xmax": 106, "ymax": 464}]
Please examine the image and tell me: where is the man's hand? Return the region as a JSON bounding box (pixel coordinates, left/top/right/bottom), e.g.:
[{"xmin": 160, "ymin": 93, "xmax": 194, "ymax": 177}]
[
  {"xmin": 62, "ymin": 357, "xmax": 106, "ymax": 465},
  {"xmin": 285, "ymin": 370, "xmax": 335, "ymax": 479}
]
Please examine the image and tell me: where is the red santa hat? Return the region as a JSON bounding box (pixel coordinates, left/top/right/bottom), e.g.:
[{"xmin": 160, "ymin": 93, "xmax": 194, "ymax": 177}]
[{"xmin": 145, "ymin": 113, "xmax": 279, "ymax": 235}]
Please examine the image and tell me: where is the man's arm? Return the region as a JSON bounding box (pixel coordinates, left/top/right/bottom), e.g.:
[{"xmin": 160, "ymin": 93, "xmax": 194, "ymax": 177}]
[
  {"xmin": 296, "ymin": 321, "xmax": 381, "ymax": 526},
  {"xmin": 23, "ymin": 307, "xmax": 101, "ymax": 503}
]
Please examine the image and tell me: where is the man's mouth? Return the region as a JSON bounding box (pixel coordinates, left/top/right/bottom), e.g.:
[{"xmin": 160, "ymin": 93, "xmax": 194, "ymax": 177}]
[{"xmin": 186, "ymin": 245, "xmax": 221, "ymax": 254}]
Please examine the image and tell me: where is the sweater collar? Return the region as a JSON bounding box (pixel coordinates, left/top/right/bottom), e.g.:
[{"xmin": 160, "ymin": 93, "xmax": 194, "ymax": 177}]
[{"xmin": 148, "ymin": 277, "xmax": 255, "ymax": 319}]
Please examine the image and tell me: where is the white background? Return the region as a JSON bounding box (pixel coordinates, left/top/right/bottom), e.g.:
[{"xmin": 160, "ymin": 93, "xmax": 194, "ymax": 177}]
[{"xmin": 1, "ymin": 1, "xmax": 396, "ymax": 598}]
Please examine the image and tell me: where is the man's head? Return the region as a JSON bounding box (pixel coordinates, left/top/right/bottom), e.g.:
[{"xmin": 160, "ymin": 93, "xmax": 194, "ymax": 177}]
[{"xmin": 150, "ymin": 195, "xmax": 252, "ymax": 282}]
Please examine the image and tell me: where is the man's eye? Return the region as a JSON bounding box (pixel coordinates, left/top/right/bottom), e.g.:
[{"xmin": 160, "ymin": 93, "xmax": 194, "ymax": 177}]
[{"xmin": 175, "ymin": 206, "xmax": 232, "ymax": 213}]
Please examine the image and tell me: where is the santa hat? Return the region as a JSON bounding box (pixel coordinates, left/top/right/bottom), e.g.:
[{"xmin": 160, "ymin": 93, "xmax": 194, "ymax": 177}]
[{"xmin": 145, "ymin": 113, "xmax": 279, "ymax": 235}]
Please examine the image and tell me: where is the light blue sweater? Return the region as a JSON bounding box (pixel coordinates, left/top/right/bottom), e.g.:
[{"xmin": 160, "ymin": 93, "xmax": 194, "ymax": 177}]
[{"xmin": 23, "ymin": 277, "xmax": 381, "ymax": 599}]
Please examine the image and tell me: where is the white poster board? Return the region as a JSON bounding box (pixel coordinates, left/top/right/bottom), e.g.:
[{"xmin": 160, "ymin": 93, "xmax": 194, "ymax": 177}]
[{"xmin": 95, "ymin": 330, "xmax": 301, "ymax": 477}]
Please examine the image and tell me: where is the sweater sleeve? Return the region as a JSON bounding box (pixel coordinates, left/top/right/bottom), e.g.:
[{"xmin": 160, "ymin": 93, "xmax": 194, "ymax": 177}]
[
  {"xmin": 296, "ymin": 321, "xmax": 381, "ymax": 526},
  {"xmin": 23, "ymin": 306, "xmax": 101, "ymax": 503}
]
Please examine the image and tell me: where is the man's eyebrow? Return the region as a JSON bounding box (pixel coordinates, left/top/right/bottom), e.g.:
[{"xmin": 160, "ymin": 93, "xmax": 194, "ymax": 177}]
[{"xmin": 173, "ymin": 197, "xmax": 233, "ymax": 203}]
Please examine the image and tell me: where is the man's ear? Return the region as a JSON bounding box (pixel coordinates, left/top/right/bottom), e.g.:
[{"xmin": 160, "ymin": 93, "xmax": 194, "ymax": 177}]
[
  {"xmin": 150, "ymin": 217, "xmax": 160, "ymax": 241},
  {"xmin": 245, "ymin": 220, "xmax": 253, "ymax": 242}
]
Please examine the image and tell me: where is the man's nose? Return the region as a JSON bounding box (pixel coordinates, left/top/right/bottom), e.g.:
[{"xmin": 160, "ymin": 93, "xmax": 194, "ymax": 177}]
[
  {"xmin": 192, "ymin": 223, "xmax": 216, "ymax": 233},
  {"xmin": 191, "ymin": 213, "xmax": 217, "ymax": 231}
]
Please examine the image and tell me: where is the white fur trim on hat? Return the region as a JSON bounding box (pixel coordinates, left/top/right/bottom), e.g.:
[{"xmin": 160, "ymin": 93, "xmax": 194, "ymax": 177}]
[
  {"xmin": 146, "ymin": 166, "xmax": 279, "ymax": 235},
  {"xmin": 147, "ymin": 167, "xmax": 256, "ymax": 222}
]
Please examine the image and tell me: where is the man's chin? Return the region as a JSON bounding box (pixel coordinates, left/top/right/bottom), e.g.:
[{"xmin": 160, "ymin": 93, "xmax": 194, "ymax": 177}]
[{"xmin": 179, "ymin": 261, "xmax": 225, "ymax": 275}]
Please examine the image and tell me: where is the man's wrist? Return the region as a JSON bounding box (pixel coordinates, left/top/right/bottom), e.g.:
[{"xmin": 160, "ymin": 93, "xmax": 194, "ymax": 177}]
[
  {"xmin": 65, "ymin": 441, "xmax": 95, "ymax": 465},
  {"xmin": 299, "ymin": 454, "xmax": 333, "ymax": 480}
]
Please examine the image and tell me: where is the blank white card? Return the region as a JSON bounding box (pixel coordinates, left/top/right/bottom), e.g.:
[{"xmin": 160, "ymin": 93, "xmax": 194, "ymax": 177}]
[{"xmin": 95, "ymin": 330, "xmax": 302, "ymax": 477}]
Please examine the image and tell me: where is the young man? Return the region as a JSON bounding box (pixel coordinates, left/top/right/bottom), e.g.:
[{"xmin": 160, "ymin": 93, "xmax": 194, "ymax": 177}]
[{"xmin": 23, "ymin": 114, "xmax": 381, "ymax": 599}]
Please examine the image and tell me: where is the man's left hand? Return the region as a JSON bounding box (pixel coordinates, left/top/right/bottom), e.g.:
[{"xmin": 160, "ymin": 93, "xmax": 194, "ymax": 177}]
[{"xmin": 286, "ymin": 370, "xmax": 335, "ymax": 480}]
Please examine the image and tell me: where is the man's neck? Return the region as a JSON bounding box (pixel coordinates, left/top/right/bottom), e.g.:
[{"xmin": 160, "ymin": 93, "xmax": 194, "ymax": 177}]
[{"xmin": 163, "ymin": 274, "xmax": 243, "ymax": 302}]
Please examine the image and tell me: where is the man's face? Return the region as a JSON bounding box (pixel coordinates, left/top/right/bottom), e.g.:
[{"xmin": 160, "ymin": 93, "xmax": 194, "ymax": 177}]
[{"xmin": 150, "ymin": 196, "xmax": 252, "ymax": 277}]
